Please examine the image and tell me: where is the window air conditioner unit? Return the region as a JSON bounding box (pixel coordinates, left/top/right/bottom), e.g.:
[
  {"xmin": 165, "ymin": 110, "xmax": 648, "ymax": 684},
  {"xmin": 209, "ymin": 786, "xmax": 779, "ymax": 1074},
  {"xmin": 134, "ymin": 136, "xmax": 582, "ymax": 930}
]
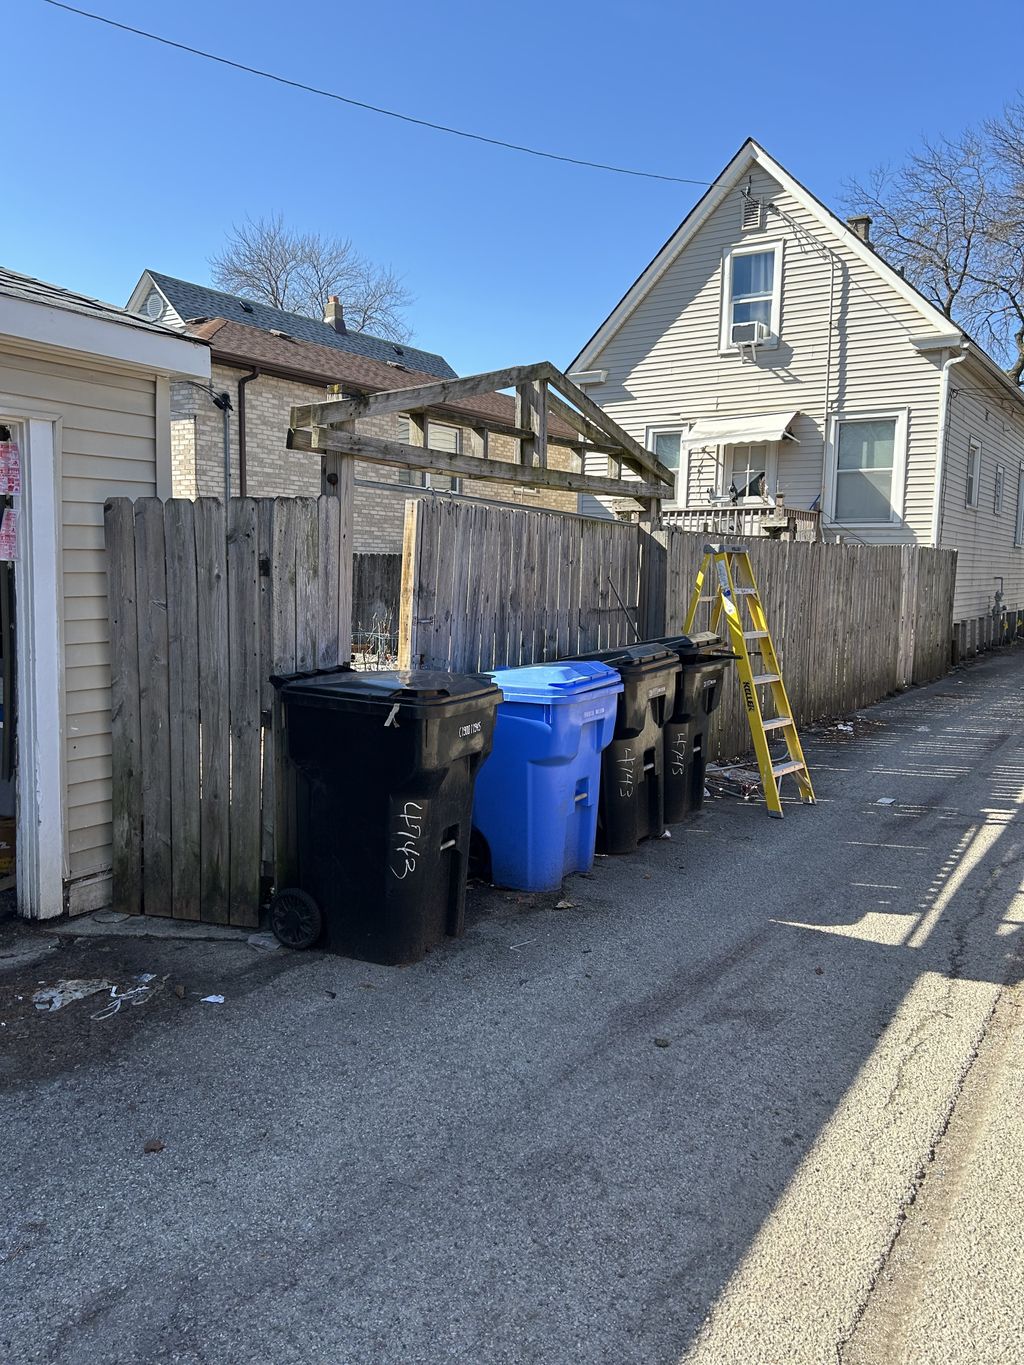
[{"xmin": 731, "ymin": 319, "xmax": 770, "ymax": 347}]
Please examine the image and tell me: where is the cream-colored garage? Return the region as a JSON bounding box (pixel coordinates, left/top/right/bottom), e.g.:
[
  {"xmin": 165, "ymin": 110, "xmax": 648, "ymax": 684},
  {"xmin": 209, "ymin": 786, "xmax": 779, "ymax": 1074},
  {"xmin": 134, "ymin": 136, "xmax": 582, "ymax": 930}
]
[{"xmin": 0, "ymin": 268, "xmax": 209, "ymax": 919}]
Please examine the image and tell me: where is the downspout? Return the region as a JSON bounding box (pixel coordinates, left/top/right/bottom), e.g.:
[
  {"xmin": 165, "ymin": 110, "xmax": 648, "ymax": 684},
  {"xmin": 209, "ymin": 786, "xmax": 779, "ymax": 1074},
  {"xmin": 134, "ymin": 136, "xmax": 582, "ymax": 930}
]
[
  {"xmin": 930, "ymin": 341, "xmax": 970, "ymax": 548},
  {"xmin": 818, "ymin": 252, "xmax": 837, "ymax": 532},
  {"xmin": 236, "ymin": 369, "xmax": 259, "ymax": 497}
]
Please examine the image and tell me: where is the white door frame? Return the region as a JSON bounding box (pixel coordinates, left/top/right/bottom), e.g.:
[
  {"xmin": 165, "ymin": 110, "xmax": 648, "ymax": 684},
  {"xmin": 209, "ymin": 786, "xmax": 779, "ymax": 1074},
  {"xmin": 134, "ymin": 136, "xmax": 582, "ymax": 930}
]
[{"xmin": 0, "ymin": 407, "xmax": 66, "ymax": 918}]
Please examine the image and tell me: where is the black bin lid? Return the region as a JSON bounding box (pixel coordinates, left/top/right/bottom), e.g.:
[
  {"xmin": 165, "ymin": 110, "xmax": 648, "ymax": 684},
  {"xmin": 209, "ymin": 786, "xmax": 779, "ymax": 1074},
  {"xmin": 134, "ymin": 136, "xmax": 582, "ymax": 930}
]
[
  {"xmin": 571, "ymin": 642, "xmax": 680, "ymax": 674},
  {"xmin": 658, "ymin": 632, "xmax": 723, "ymax": 655},
  {"xmin": 273, "ymin": 666, "xmax": 501, "ymax": 716}
]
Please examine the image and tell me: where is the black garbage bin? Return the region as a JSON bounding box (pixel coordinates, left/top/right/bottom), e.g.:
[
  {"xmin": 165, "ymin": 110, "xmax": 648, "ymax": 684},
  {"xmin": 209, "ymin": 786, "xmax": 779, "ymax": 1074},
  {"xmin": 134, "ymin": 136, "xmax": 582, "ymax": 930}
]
[
  {"xmin": 569, "ymin": 644, "xmax": 680, "ymax": 854},
  {"xmin": 270, "ymin": 667, "xmax": 501, "ymax": 965},
  {"xmin": 655, "ymin": 634, "xmax": 736, "ymax": 821}
]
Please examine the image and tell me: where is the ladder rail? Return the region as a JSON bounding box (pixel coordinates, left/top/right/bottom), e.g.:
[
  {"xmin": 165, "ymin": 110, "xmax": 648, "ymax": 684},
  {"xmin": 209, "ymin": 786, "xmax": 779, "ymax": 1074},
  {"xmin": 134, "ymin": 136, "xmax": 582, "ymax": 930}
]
[{"xmin": 689, "ymin": 547, "xmax": 815, "ymax": 817}]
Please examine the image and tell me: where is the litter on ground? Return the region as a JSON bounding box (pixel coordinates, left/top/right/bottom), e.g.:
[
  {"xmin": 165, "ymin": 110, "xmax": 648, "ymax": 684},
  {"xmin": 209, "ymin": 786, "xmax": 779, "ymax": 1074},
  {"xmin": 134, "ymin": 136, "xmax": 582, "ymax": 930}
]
[{"xmin": 32, "ymin": 979, "xmax": 112, "ymax": 1012}]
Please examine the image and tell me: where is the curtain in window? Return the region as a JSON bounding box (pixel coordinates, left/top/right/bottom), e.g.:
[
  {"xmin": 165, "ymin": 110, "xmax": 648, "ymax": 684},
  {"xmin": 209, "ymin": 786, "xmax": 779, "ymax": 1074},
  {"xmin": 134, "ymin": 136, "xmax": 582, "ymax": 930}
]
[{"xmin": 733, "ymin": 251, "xmax": 774, "ymax": 298}]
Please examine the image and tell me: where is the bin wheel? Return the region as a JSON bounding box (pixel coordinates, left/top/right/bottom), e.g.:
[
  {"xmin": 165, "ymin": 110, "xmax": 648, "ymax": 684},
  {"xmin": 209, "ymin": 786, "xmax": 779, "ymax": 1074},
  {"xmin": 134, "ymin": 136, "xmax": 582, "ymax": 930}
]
[{"xmin": 270, "ymin": 888, "xmax": 322, "ymax": 950}]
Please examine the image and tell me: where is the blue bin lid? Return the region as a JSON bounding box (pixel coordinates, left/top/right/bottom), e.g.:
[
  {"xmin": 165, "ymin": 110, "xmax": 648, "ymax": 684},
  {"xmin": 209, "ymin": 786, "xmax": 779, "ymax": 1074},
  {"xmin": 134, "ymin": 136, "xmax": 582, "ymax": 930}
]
[{"xmin": 490, "ymin": 660, "xmax": 623, "ymax": 703}]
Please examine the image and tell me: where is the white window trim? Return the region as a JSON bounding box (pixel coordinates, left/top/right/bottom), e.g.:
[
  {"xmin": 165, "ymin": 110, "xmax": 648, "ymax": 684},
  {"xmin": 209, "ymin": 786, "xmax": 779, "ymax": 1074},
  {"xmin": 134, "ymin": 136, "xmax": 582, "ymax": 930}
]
[
  {"xmin": 1015, "ymin": 464, "xmax": 1024, "ymax": 547},
  {"xmin": 966, "ymin": 436, "xmax": 982, "ymax": 510},
  {"xmin": 0, "ymin": 409, "xmax": 67, "ymax": 919},
  {"xmin": 646, "ymin": 425, "xmax": 687, "ymax": 505},
  {"xmin": 824, "ymin": 409, "xmax": 909, "ymax": 527},
  {"xmin": 719, "ymin": 240, "xmax": 784, "ymax": 353}
]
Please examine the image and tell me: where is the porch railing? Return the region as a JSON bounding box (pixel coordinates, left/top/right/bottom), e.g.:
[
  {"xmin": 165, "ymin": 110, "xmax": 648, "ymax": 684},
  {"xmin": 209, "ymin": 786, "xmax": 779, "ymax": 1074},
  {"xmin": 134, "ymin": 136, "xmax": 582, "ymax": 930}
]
[{"xmin": 660, "ymin": 503, "xmax": 821, "ymax": 541}]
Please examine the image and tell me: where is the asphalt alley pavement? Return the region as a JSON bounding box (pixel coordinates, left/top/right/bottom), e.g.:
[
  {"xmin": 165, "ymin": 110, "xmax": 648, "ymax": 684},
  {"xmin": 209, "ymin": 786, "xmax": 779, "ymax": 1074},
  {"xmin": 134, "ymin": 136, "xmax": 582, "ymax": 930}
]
[{"xmin": 3, "ymin": 648, "xmax": 1024, "ymax": 1365}]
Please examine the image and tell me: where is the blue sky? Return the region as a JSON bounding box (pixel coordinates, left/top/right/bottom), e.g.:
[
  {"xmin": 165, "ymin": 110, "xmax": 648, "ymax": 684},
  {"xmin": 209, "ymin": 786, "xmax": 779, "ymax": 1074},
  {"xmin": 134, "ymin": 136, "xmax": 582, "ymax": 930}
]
[{"xmin": 5, "ymin": 1, "xmax": 1022, "ymax": 374}]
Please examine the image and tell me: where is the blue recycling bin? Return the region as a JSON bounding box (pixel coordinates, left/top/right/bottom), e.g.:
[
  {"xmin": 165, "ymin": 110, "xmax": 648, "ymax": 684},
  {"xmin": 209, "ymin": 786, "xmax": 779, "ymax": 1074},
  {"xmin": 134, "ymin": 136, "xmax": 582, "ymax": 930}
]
[{"xmin": 472, "ymin": 662, "xmax": 623, "ymax": 892}]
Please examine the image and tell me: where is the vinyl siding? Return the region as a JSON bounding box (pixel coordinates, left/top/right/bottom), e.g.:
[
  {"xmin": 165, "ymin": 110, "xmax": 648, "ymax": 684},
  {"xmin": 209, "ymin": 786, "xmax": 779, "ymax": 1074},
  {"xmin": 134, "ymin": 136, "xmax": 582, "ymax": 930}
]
[
  {"xmin": 0, "ymin": 346, "xmax": 159, "ymax": 892},
  {"xmin": 939, "ymin": 359, "xmax": 1024, "ymax": 618},
  {"xmin": 580, "ymin": 164, "xmax": 948, "ymax": 544}
]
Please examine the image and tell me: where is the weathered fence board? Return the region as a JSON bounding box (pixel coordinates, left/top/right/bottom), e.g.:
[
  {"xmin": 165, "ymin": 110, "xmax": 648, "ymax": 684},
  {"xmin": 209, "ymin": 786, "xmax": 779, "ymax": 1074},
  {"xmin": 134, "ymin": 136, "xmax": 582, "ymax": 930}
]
[
  {"xmin": 105, "ymin": 495, "xmax": 354, "ymax": 924},
  {"xmin": 107, "ymin": 498, "xmax": 143, "ymax": 917},
  {"xmin": 163, "ymin": 498, "xmax": 201, "ymax": 922},
  {"xmin": 351, "ymin": 552, "xmax": 401, "ymax": 633},
  {"xmin": 399, "ymin": 502, "xmax": 958, "ymax": 761},
  {"xmin": 399, "ymin": 500, "xmax": 644, "ymax": 671}
]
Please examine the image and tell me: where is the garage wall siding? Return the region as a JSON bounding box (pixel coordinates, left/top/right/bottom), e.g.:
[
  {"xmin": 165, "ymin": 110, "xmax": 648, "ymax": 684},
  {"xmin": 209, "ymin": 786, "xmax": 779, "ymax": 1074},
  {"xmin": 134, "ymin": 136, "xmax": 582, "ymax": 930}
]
[{"xmin": 0, "ymin": 346, "xmax": 160, "ymax": 888}]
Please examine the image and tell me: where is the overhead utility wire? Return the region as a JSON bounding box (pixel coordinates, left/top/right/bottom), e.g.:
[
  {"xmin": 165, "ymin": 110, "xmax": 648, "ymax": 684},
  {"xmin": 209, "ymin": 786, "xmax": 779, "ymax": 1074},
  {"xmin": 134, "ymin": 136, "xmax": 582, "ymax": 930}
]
[{"xmin": 43, "ymin": 0, "xmax": 718, "ymax": 188}]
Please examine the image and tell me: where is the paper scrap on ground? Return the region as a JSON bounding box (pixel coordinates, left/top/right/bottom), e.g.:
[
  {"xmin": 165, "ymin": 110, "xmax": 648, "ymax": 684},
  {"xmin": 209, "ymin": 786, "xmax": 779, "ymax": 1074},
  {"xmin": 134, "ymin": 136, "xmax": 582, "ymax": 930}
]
[
  {"xmin": 201, "ymin": 994, "xmax": 225, "ymax": 1004},
  {"xmin": 876, "ymin": 797, "xmax": 896, "ymax": 805},
  {"xmin": 32, "ymin": 979, "xmax": 112, "ymax": 1012}
]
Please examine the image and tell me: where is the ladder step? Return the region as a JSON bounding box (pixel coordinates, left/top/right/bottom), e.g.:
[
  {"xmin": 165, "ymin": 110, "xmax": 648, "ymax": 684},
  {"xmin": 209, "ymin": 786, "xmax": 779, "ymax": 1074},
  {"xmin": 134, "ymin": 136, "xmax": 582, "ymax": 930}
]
[
  {"xmin": 762, "ymin": 716, "xmax": 793, "ymax": 731},
  {"xmin": 743, "ymin": 630, "xmax": 770, "ymax": 640},
  {"xmin": 751, "ymin": 672, "xmax": 781, "ymax": 686},
  {"xmin": 771, "ymin": 759, "xmax": 806, "ymax": 778}
]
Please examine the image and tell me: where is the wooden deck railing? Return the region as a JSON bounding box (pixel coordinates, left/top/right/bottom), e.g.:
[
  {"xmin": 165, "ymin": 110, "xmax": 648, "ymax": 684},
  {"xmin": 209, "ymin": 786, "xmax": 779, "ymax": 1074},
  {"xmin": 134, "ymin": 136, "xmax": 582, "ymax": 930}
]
[{"xmin": 661, "ymin": 503, "xmax": 821, "ymax": 541}]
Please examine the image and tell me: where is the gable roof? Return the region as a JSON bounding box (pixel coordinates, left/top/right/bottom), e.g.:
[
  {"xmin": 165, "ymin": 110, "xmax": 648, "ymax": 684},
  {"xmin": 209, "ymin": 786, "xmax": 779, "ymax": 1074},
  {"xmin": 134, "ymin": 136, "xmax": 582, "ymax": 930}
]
[
  {"xmin": 189, "ymin": 318, "xmax": 578, "ymax": 441},
  {"xmin": 134, "ymin": 270, "xmax": 457, "ymax": 380},
  {"xmin": 570, "ymin": 139, "xmax": 961, "ymax": 373}
]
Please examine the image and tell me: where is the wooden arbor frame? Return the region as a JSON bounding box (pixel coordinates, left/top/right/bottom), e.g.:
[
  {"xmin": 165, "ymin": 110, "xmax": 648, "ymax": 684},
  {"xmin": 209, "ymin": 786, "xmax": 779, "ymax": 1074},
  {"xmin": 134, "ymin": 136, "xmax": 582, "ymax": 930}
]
[{"xmin": 287, "ymin": 360, "xmax": 675, "ymax": 517}]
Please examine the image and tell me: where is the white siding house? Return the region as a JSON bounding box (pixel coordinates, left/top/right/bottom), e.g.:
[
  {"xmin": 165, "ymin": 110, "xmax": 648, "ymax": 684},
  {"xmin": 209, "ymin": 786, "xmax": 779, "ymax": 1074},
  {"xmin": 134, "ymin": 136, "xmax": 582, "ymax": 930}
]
[
  {"xmin": 569, "ymin": 140, "xmax": 1024, "ymax": 620},
  {"xmin": 0, "ymin": 269, "xmax": 209, "ymax": 918}
]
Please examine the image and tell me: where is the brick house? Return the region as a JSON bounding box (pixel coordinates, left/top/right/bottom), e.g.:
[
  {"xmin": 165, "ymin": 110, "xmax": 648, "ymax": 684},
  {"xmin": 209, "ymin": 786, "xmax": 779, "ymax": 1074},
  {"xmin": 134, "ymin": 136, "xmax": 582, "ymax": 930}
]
[{"xmin": 126, "ymin": 272, "xmax": 577, "ymax": 551}]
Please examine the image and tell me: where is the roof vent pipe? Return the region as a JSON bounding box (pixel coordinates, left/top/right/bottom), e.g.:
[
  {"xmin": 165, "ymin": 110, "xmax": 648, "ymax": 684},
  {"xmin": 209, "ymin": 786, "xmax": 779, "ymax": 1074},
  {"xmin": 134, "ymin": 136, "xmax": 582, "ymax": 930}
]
[
  {"xmin": 324, "ymin": 295, "xmax": 346, "ymax": 333},
  {"xmin": 846, "ymin": 215, "xmax": 872, "ymax": 243}
]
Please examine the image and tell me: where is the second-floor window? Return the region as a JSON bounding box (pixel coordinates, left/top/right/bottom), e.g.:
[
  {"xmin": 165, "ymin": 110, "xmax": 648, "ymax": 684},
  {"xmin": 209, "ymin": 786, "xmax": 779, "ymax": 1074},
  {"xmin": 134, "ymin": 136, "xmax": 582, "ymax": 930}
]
[{"xmin": 721, "ymin": 242, "xmax": 783, "ymax": 351}]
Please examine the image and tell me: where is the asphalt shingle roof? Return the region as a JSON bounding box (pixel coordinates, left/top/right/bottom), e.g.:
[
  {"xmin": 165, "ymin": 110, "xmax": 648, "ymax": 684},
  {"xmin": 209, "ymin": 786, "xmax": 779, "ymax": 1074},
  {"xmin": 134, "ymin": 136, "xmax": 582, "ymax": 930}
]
[
  {"xmin": 1, "ymin": 265, "xmax": 192, "ymax": 338},
  {"xmin": 191, "ymin": 319, "xmax": 577, "ymax": 440},
  {"xmin": 147, "ymin": 272, "xmax": 456, "ymax": 379}
]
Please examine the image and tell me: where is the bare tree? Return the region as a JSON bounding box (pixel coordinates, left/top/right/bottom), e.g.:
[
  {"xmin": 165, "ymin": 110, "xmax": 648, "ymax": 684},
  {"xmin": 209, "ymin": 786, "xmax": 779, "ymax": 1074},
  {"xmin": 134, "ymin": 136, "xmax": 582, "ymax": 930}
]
[
  {"xmin": 210, "ymin": 214, "xmax": 414, "ymax": 341},
  {"xmin": 845, "ymin": 107, "xmax": 1024, "ymax": 387}
]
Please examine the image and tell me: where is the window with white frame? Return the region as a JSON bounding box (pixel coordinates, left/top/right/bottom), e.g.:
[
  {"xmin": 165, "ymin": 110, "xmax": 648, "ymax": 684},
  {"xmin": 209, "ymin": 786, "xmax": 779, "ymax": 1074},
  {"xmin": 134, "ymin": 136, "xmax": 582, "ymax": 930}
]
[
  {"xmin": 828, "ymin": 414, "xmax": 907, "ymax": 525},
  {"xmin": 966, "ymin": 437, "xmax": 981, "ymax": 509},
  {"xmin": 720, "ymin": 242, "xmax": 783, "ymax": 350},
  {"xmin": 994, "ymin": 463, "xmax": 1005, "ymax": 515},
  {"xmin": 646, "ymin": 428, "xmax": 684, "ymax": 502},
  {"xmin": 397, "ymin": 418, "xmax": 462, "ymax": 492},
  {"xmin": 1015, "ymin": 466, "xmax": 1024, "ymax": 547}
]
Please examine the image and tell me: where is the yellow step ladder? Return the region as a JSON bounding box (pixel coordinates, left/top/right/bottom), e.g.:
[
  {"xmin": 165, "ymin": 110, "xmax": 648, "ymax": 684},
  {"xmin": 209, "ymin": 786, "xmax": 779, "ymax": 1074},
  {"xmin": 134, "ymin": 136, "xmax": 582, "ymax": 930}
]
[{"xmin": 684, "ymin": 544, "xmax": 814, "ymax": 818}]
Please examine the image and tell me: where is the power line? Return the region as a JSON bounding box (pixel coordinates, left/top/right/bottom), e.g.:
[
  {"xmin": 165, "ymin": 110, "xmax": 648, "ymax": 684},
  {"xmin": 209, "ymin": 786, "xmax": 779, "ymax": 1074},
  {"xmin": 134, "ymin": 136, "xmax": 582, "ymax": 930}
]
[{"xmin": 42, "ymin": 0, "xmax": 719, "ymax": 188}]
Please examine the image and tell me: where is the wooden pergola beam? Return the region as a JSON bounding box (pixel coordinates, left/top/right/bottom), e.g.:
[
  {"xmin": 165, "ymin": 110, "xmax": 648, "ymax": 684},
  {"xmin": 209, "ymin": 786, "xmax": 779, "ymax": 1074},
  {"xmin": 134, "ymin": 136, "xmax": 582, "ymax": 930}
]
[
  {"xmin": 290, "ymin": 363, "xmax": 551, "ymax": 431},
  {"xmin": 288, "ymin": 426, "xmax": 665, "ymax": 500},
  {"xmin": 288, "ymin": 358, "xmax": 674, "ymax": 499}
]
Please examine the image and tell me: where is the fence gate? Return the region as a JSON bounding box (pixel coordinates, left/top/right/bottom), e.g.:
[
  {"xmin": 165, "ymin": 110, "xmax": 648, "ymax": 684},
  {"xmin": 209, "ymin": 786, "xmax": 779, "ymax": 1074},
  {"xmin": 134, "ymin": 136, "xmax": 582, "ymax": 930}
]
[{"xmin": 105, "ymin": 496, "xmax": 352, "ymax": 926}]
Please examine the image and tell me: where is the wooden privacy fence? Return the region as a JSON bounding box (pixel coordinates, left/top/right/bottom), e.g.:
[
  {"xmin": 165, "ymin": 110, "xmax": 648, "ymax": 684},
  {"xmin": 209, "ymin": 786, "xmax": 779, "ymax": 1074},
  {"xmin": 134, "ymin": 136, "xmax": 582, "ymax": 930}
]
[
  {"xmin": 106, "ymin": 496, "xmax": 352, "ymax": 926},
  {"xmin": 399, "ymin": 500, "xmax": 958, "ymax": 758},
  {"xmin": 398, "ymin": 499, "xmax": 644, "ymax": 670},
  {"xmin": 661, "ymin": 533, "xmax": 957, "ymax": 757},
  {"xmin": 352, "ymin": 552, "xmax": 402, "ymax": 630}
]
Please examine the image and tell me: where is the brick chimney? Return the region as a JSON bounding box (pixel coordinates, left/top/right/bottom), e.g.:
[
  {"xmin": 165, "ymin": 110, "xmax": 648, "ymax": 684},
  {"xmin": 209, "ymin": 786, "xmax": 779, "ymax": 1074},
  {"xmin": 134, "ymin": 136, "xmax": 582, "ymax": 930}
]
[
  {"xmin": 846, "ymin": 215, "xmax": 872, "ymax": 243},
  {"xmin": 323, "ymin": 295, "xmax": 346, "ymax": 333}
]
